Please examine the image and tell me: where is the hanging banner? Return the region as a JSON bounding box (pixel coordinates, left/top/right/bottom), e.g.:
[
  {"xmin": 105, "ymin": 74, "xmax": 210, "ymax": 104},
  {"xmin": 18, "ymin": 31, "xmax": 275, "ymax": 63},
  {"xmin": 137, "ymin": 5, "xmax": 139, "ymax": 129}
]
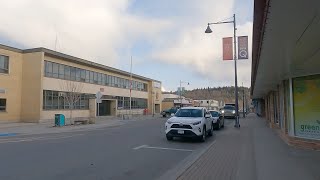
[
  {"xmin": 238, "ymin": 36, "xmax": 248, "ymax": 59},
  {"xmin": 222, "ymin": 37, "xmax": 233, "ymax": 60}
]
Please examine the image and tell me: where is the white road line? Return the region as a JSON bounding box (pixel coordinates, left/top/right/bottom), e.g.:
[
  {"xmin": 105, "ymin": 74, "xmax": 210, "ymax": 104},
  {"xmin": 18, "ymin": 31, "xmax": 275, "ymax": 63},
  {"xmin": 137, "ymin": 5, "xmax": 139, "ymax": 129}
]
[
  {"xmin": 0, "ymin": 134, "xmax": 85, "ymax": 144},
  {"xmin": 133, "ymin": 145, "xmax": 148, "ymax": 150},
  {"xmin": 133, "ymin": 145, "xmax": 193, "ymax": 152}
]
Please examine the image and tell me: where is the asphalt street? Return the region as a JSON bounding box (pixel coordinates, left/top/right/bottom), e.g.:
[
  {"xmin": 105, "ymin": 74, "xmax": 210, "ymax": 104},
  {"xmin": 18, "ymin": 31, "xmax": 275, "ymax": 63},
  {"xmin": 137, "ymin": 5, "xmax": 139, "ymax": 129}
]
[{"xmin": 0, "ymin": 117, "xmax": 234, "ymax": 180}]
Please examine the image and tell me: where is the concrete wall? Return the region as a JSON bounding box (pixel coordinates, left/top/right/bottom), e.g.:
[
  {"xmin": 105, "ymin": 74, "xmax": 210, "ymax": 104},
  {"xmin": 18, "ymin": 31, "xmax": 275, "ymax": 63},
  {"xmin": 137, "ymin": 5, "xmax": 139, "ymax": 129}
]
[
  {"xmin": 20, "ymin": 52, "xmax": 44, "ymax": 122},
  {"xmin": 0, "ymin": 49, "xmax": 23, "ymax": 122},
  {"xmin": 40, "ymin": 110, "xmax": 90, "ymax": 123}
]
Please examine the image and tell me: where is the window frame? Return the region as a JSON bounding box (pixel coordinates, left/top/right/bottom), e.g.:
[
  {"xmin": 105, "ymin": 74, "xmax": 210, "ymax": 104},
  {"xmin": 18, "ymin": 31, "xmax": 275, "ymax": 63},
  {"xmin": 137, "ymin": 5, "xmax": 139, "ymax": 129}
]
[
  {"xmin": 0, "ymin": 98, "xmax": 6, "ymax": 111},
  {"xmin": 0, "ymin": 55, "xmax": 9, "ymax": 74}
]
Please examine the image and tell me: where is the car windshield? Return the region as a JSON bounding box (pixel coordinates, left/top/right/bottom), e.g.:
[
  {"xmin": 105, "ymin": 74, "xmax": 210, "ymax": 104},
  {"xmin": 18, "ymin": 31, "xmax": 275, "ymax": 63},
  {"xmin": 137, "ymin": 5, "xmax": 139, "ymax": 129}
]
[
  {"xmin": 224, "ymin": 106, "xmax": 235, "ymax": 110},
  {"xmin": 210, "ymin": 111, "xmax": 219, "ymax": 117},
  {"xmin": 175, "ymin": 109, "xmax": 202, "ymax": 117}
]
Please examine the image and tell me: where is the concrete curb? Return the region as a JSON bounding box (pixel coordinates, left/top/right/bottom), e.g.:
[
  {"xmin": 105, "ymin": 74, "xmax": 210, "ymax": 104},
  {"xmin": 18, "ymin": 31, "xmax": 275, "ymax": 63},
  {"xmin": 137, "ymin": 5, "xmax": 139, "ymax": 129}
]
[{"xmin": 157, "ymin": 139, "xmax": 217, "ymax": 180}]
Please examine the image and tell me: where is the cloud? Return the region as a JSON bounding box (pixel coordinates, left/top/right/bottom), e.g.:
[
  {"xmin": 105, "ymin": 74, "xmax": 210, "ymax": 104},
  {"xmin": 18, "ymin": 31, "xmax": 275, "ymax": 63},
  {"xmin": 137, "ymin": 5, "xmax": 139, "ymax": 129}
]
[
  {"xmin": 147, "ymin": 0, "xmax": 253, "ymax": 87},
  {"xmin": 0, "ymin": 0, "xmax": 253, "ymax": 88},
  {"xmin": 0, "ymin": 0, "xmax": 172, "ymax": 66}
]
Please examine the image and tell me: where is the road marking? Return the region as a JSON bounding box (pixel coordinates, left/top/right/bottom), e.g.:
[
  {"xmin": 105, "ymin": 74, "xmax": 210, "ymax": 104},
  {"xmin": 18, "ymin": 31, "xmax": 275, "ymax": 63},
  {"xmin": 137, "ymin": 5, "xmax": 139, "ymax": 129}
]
[
  {"xmin": 133, "ymin": 145, "xmax": 148, "ymax": 150},
  {"xmin": 0, "ymin": 134, "xmax": 85, "ymax": 144},
  {"xmin": 133, "ymin": 145, "xmax": 193, "ymax": 152}
]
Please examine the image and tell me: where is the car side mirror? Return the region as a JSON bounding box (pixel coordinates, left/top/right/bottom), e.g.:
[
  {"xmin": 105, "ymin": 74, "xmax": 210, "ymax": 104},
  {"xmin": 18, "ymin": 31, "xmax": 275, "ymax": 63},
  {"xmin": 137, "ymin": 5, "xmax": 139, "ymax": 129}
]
[
  {"xmin": 171, "ymin": 113, "xmax": 175, "ymax": 117},
  {"xmin": 205, "ymin": 114, "xmax": 211, "ymax": 118}
]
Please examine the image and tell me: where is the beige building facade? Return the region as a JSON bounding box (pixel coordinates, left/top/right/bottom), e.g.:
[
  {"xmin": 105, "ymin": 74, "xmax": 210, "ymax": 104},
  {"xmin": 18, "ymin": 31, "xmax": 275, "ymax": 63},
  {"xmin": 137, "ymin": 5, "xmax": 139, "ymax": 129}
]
[{"xmin": 0, "ymin": 44, "xmax": 161, "ymax": 123}]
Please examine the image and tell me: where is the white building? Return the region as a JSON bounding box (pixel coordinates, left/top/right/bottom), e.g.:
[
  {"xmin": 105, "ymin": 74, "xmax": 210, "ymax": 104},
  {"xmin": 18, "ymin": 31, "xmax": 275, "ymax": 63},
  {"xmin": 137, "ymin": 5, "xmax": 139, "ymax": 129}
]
[{"xmin": 194, "ymin": 99, "xmax": 219, "ymax": 110}]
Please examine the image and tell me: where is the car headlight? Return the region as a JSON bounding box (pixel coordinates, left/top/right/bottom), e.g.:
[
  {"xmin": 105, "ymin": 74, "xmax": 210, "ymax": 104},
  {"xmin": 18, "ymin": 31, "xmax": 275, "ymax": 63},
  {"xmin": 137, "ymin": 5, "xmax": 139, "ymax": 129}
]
[
  {"xmin": 232, "ymin": 110, "xmax": 235, "ymax": 114},
  {"xmin": 192, "ymin": 121, "xmax": 201, "ymax": 125},
  {"xmin": 166, "ymin": 120, "xmax": 173, "ymax": 124},
  {"xmin": 221, "ymin": 110, "xmax": 225, "ymax": 113}
]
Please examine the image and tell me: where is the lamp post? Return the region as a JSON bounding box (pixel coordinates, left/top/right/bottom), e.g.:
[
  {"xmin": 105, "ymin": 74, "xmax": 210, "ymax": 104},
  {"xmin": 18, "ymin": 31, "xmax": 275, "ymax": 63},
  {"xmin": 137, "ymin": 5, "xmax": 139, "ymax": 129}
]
[
  {"xmin": 205, "ymin": 14, "xmax": 240, "ymax": 128},
  {"xmin": 179, "ymin": 80, "xmax": 189, "ymax": 107}
]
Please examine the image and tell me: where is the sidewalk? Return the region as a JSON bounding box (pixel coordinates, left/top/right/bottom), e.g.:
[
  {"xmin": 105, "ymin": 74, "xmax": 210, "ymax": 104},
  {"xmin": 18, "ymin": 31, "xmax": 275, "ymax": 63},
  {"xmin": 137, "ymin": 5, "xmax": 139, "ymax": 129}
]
[
  {"xmin": 0, "ymin": 117, "xmax": 129, "ymax": 136},
  {"xmin": 177, "ymin": 114, "xmax": 320, "ymax": 180}
]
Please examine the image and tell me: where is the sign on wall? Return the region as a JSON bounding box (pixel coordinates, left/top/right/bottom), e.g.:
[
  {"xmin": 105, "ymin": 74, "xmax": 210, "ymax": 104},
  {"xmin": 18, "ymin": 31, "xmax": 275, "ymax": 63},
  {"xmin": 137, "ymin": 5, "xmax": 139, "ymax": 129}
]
[
  {"xmin": 222, "ymin": 37, "xmax": 233, "ymax": 60},
  {"xmin": 238, "ymin": 36, "xmax": 248, "ymax": 59},
  {"xmin": 293, "ymin": 74, "xmax": 320, "ymax": 140}
]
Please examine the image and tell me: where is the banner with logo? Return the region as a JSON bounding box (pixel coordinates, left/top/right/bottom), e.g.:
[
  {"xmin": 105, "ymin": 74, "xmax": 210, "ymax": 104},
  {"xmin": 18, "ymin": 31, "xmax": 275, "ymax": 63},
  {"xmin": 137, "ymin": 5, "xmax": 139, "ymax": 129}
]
[
  {"xmin": 222, "ymin": 37, "xmax": 233, "ymax": 60},
  {"xmin": 238, "ymin": 36, "xmax": 248, "ymax": 59},
  {"xmin": 293, "ymin": 74, "xmax": 320, "ymax": 140}
]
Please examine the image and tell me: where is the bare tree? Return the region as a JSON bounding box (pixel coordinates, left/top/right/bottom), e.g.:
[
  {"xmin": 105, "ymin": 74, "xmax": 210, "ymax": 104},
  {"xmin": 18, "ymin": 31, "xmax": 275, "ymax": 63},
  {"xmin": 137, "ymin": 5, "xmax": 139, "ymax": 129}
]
[{"xmin": 60, "ymin": 81, "xmax": 84, "ymax": 124}]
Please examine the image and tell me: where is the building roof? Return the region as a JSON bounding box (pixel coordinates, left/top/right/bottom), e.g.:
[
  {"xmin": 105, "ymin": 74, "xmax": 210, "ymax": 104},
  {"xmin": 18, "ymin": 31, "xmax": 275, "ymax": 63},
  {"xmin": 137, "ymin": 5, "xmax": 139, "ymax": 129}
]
[
  {"xmin": 0, "ymin": 43, "xmax": 161, "ymax": 83},
  {"xmin": 251, "ymin": 0, "xmax": 269, "ymax": 97}
]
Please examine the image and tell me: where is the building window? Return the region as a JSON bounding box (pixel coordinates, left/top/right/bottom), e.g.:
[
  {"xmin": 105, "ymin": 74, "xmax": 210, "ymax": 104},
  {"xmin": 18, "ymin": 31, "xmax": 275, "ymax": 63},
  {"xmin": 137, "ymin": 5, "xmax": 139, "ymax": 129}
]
[
  {"xmin": 116, "ymin": 96, "xmax": 147, "ymax": 109},
  {"xmin": 0, "ymin": 99, "xmax": 6, "ymax": 111},
  {"xmin": 59, "ymin": 64, "xmax": 65, "ymax": 79},
  {"xmin": 76, "ymin": 68, "xmax": 81, "ymax": 81},
  {"xmin": 52, "ymin": 63, "xmax": 59, "ymax": 78},
  {"xmin": 44, "ymin": 61, "xmax": 150, "ymax": 92},
  {"xmin": 43, "ymin": 90, "xmax": 91, "ymax": 110},
  {"xmin": 64, "ymin": 66, "xmax": 71, "ymax": 80},
  {"xmin": 98, "ymin": 73, "xmax": 102, "ymax": 85},
  {"xmin": 89, "ymin": 71, "xmax": 94, "ymax": 83},
  {"xmin": 85, "ymin": 70, "xmax": 90, "ymax": 83},
  {"xmin": 0, "ymin": 55, "xmax": 9, "ymax": 74},
  {"xmin": 70, "ymin": 67, "xmax": 76, "ymax": 81},
  {"xmin": 45, "ymin": 61, "xmax": 52, "ymax": 77},
  {"xmin": 80, "ymin": 69, "xmax": 86, "ymax": 82}
]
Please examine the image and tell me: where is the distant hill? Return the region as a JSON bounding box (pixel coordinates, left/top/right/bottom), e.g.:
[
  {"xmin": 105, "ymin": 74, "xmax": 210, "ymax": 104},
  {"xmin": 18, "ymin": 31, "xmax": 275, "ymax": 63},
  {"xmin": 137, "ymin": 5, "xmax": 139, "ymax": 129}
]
[{"xmin": 165, "ymin": 86, "xmax": 251, "ymax": 109}]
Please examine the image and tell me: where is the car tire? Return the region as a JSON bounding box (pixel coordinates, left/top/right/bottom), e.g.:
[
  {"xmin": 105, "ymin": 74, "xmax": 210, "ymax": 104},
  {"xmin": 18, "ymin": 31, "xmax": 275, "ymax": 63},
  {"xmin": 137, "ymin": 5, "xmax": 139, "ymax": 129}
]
[
  {"xmin": 208, "ymin": 124, "xmax": 213, "ymax": 136},
  {"xmin": 162, "ymin": 114, "xmax": 166, "ymax": 118},
  {"xmin": 221, "ymin": 120, "xmax": 224, "ymax": 128},
  {"xmin": 166, "ymin": 135, "xmax": 173, "ymax": 141},
  {"xmin": 199, "ymin": 126, "xmax": 206, "ymax": 142},
  {"xmin": 216, "ymin": 120, "xmax": 221, "ymax": 130}
]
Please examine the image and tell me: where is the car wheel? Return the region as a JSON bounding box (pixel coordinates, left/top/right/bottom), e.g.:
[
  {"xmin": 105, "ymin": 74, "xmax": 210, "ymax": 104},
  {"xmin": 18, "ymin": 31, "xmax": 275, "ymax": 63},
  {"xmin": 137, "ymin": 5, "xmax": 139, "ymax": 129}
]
[
  {"xmin": 216, "ymin": 120, "xmax": 221, "ymax": 130},
  {"xmin": 166, "ymin": 135, "xmax": 173, "ymax": 141},
  {"xmin": 208, "ymin": 123, "xmax": 213, "ymax": 136},
  {"xmin": 162, "ymin": 114, "xmax": 166, "ymax": 118},
  {"xmin": 199, "ymin": 126, "xmax": 206, "ymax": 142}
]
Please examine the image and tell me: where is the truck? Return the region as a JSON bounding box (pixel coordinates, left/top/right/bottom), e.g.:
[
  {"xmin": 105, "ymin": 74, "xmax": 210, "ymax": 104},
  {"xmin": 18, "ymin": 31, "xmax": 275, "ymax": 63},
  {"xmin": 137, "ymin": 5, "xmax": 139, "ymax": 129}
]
[{"xmin": 161, "ymin": 107, "xmax": 179, "ymax": 117}]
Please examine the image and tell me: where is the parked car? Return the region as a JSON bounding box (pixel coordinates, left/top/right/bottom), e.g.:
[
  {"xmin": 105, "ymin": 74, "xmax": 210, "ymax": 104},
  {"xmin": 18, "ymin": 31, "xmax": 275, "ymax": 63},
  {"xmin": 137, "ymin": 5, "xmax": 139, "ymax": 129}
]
[
  {"xmin": 165, "ymin": 107, "xmax": 213, "ymax": 142},
  {"xmin": 209, "ymin": 110, "xmax": 224, "ymax": 130},
  {"xmin": 161, "ymin": 107, "xmax": 179, "ymax": 117},
  {"xmin": 221, "ymin": 105, "xmax": 236, "ymax": 119}
]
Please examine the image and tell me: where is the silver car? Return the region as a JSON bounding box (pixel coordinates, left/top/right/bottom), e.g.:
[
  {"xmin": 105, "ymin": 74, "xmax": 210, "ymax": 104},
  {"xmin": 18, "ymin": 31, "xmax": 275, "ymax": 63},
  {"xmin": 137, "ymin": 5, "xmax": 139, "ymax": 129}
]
[{"xmin": 221, "ymin": 105, "xmax": 236, "ymax": 119}]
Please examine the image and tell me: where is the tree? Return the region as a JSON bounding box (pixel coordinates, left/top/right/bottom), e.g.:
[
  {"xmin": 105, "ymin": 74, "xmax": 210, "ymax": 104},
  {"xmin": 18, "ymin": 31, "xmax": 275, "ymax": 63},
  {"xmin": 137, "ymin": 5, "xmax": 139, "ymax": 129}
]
[{"xmin": 60, "ymin": 81, "xmax": 84, "ymax": 124}]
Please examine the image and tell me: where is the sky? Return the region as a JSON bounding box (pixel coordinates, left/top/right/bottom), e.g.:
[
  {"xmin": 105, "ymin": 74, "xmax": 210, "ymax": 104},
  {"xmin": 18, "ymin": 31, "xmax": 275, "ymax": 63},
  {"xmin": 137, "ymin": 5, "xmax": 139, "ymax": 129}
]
[{"xmin": 0, "ymin": 0, "xmax": 253, "ymax": 92}]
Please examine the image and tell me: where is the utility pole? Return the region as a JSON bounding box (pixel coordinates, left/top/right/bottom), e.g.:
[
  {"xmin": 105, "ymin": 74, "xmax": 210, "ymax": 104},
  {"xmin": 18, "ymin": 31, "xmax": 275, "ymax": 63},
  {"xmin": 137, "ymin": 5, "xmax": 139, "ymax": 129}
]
[
  {"xmin": 179, "ymin": 80, "xmax": 182, "ymax": 108},
  {"xmin": 242, "ymin": 83, "xmax": 245, "ymax": 118},
  {"xmin": 129, "ymin": 56, "xmax": 132, "ymax": 117}
]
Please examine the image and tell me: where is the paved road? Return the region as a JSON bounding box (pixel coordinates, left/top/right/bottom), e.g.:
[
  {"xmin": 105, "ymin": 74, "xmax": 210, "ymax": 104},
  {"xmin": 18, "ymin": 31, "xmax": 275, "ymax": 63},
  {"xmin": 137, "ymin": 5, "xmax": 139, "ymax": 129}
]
[{"xmin": 0, "ymin": 117, "xmax": 234, "ymax": 180}]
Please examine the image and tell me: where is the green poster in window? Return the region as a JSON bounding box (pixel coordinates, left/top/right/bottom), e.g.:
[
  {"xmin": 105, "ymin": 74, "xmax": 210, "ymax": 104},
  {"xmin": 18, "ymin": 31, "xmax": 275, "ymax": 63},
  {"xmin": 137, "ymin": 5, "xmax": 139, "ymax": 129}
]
[{"xmin": 293, "ymin": 74, "xmax": 320, "ymax": 140}]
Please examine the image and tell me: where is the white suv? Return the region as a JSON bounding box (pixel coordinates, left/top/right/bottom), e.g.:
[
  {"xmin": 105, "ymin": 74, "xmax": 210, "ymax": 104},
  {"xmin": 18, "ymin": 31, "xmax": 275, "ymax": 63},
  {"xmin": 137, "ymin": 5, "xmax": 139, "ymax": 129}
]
[{"xmin": 165, "ymin": 107, "xmax": 214, "ymax": 142}]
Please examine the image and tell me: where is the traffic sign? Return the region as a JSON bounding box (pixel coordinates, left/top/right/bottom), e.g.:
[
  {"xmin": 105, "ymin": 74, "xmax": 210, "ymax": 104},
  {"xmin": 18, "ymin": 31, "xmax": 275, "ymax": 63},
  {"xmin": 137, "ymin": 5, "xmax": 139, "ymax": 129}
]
[{"xmin": 96, "ymin": 91, "xmax": 102, "ymax": 103}]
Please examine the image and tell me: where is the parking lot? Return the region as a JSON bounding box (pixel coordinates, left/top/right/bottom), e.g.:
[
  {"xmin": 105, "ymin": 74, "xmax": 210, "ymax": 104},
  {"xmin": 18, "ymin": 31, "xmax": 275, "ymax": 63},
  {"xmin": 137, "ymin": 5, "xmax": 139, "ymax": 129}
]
[{"xmin": 0, "ymin": 116, "xmax": 234, "ymax": 180}]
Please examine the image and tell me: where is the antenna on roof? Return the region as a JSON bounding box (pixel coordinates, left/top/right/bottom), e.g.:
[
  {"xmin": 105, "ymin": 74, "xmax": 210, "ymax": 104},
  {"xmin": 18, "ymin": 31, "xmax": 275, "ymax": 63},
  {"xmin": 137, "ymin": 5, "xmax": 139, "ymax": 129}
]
[{"xmin": 54, "ymin": 33, "xmax": 58, "ymax": 51}]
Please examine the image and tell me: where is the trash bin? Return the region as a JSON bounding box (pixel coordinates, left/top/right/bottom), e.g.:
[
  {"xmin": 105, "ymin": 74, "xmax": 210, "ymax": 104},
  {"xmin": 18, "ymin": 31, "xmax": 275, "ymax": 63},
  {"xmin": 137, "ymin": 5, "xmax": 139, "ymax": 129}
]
[{"xmin": 55, "ymin": 114, "xmax": 65, "ymax": 127}]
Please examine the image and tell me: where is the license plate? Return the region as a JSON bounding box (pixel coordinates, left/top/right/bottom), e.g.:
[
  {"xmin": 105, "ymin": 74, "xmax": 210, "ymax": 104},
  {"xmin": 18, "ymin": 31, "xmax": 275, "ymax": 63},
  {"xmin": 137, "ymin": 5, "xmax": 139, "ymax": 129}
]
[{"xmin": 177, "ymin": 130, "xmax": 184, "ymax": 134}]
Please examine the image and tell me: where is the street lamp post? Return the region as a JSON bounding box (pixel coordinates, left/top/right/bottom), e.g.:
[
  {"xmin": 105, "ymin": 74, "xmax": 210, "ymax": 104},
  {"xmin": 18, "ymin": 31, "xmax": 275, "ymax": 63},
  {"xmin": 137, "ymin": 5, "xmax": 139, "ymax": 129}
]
[
  {"xmin": 179, "ymin": 80, "xmax": 189, "ymax": 107},
  {"xmin": 205, "ymin": 14, "xmax": 240, "ymax": 128},
  {"xmin": 242, "ymin": 83, "xmax": 245, "ymax": 118}
]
